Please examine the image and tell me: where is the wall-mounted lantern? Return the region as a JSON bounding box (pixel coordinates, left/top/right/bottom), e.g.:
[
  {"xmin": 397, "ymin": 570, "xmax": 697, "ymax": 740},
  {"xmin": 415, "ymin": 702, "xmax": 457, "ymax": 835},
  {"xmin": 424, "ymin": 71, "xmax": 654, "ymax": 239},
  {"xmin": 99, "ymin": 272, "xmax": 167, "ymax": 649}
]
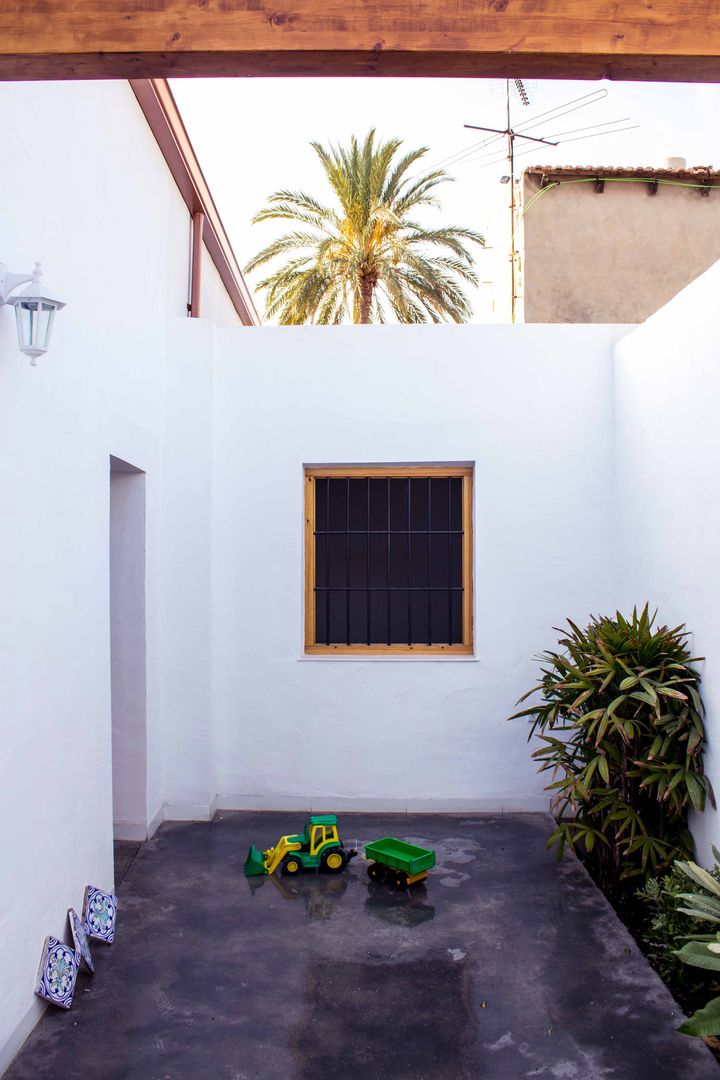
[{"xmin": 0, "ymin": 261, "xmax": 66, "ymax": 365}]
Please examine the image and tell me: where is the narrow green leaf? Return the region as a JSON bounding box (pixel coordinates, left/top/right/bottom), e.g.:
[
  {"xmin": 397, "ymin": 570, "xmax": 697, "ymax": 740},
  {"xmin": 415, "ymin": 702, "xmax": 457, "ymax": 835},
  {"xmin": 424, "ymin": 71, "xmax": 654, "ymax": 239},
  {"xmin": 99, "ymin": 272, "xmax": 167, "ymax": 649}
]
[
  {"xmin": 677, "ymin": 995, "xmax": 720, "ymax": 1037},
  {"xmin": 685, "ymin": 772, "xmax": 705, "ymax": 811}
]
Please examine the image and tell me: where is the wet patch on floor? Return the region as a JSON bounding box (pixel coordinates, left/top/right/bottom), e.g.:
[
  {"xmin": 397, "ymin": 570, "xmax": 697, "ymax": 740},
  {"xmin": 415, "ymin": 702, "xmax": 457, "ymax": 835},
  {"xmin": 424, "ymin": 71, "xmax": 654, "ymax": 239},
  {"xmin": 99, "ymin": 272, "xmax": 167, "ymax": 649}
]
[{"xmin": 293, "ymin": 954, "xmax": 477, "ymax": 1080}]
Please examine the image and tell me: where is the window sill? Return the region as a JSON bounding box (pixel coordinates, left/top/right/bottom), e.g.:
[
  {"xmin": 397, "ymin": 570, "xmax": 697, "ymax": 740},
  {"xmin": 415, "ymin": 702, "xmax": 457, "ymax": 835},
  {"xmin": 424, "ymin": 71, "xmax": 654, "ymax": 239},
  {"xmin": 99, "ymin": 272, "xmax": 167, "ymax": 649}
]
[{"xmin": 299, "ymin": 653, "xmax": 479, "ymax": 662}]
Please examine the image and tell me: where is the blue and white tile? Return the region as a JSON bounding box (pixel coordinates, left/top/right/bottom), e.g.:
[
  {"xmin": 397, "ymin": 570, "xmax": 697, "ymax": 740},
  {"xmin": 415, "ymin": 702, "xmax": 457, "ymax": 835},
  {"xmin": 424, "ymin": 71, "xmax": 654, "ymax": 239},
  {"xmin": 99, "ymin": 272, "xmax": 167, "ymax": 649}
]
[
  {"xmin": 68, "ymin": 907, "xmax": 94, "ymax": 974},
  {"xmin": 35, "ymin": 936, "xmax": 78, "ymax": 1010},
  {"xmin": 82, "ymin": 885, "xmax": 118, "ymax": 944}
]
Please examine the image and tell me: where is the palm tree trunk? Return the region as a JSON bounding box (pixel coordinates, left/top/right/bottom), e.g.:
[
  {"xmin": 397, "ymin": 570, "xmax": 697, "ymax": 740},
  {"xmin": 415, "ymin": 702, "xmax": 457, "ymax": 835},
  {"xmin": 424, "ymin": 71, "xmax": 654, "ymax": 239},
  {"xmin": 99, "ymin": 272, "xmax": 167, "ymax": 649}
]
[{"xmin": 358, "ymin": 278, "xmax": 374, "ymax": 324}]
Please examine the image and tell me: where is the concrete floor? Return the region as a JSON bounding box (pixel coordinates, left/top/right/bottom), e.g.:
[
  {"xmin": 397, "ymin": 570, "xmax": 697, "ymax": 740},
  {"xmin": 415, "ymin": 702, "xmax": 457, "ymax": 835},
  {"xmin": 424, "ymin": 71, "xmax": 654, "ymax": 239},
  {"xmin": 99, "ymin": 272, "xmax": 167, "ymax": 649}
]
[{"xmin": 7, "ymin": 813, "xmax": 719, "ymax": 1079}]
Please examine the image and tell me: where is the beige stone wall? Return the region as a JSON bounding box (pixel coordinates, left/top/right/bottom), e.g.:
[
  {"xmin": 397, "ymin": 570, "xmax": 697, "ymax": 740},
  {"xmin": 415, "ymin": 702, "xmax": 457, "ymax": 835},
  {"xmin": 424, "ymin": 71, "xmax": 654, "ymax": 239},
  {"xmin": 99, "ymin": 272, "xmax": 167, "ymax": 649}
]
[{"xmin": 520, "ymin": 174, "xmax": 720, "ymax": 323}]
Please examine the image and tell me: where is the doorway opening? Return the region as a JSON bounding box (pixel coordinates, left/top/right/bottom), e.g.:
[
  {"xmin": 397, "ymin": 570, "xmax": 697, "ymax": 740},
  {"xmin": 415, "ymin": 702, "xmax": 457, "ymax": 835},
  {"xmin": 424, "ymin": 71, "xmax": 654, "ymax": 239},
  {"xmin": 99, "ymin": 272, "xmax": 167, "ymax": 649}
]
[{"xmin": 110, "ymin": 455, "xmax": 147, "ymax": 844}]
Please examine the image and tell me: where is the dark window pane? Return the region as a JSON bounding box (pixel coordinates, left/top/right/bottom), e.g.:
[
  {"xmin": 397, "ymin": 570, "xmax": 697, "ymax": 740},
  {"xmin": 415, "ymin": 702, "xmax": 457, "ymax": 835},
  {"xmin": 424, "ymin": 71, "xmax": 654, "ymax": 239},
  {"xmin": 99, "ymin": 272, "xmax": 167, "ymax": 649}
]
[
  {"xmin": 409, "ymin": 533, "xmax": 429, "ymax": 588},
  {"xmin": 390, "ymin": 589, "xmax": 409, "ymax": 643},
  {"xmin": 389, "ymin": 533, "xmax": 408, "ymax": 588},
  {"xmin": 328, "ymin": 590, "xmax": 347, "ymax": 644},
  {"xmin": 348, "ymin": 534, "xmax": 368, "ymax": 588},
  {"xmin": 450, "ymin": 477, "xmax": 463, "ymax": 531},
  {"xmin": 450, "ymin": 591, "xmax": 463, "ymax": 645},
  {"xmin": 409, "ymin": 478, "xmax": 429, "ymax": 531},
  {"xmin": 327, "ymin": 534, "xmax": 346, "ymax": 588},
  {"xmin": 369, "ymin": 532, "xmax": 388, "ymax": 588},
  {"xmin": 315, "ymin": 533, "xmax": 327, "ymax": 588},
  {"xmin": 450, "ymin": 534, "xmax": 462, "ymax": 587},
  {"xmin": 430, "ymin": 533, "xmax": 450, "ymax": 588},
  {"xmin": 315, "ymin": 478, "xmax": 328, "ymax": 528},
  {"xmin": 328, "ymin": 478, "xmax": 347, "ymax": 531},
  {"xmin": 369, "ymin": 479, "xmax": 388, "ymax": 530},
  {"xmin": 316, "ymin": 591, "xmax": 328, "ymax": 644},
  {"xmin": 389, "ymin": 478, "xmax": 408, "ymax": 531},
  {"xmin": 370, "ymin": 591, "xmax": 389, "ymax": 644},
  {"xmin": 430, "ymin": 478, "xmax": 450, "ymax": 531},
  {"xmin": 430, "ymin": 590, "xmax": 452, "ymax": 644},
  {"xmin": 348, "ymin": 591, "xmax": 368, "ymax": 644},
  {"xmin": 349, "ymin": 479, "xmax": 368, "ymax": 531},
  {"xmin": 410, "ymin": 591, "xmax": 430, "ymax": 644}
]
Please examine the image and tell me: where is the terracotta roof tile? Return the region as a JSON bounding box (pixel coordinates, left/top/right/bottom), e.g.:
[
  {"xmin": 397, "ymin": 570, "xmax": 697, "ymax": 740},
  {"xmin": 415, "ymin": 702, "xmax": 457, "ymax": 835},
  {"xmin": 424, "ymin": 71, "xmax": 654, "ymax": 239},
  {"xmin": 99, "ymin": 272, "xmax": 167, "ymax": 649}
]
[{"xmin": 524, "ymin": 164, "xmax": 720, "ymax": 179}]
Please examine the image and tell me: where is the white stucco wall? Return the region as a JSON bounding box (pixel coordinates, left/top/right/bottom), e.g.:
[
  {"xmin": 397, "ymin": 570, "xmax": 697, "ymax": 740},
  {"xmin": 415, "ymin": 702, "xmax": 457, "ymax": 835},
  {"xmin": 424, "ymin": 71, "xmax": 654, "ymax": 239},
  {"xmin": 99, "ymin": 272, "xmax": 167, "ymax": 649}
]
[
  {"xmin": 615, "ymin": 260, "xmax": 720, "ymax": 863},
  {"xmin": 0, "ymin": 81, "xmax": 223, "ymax": 1070},
  {"xmin": 208, "ymin": 324, "xmax": 625, "ymax": 814}
]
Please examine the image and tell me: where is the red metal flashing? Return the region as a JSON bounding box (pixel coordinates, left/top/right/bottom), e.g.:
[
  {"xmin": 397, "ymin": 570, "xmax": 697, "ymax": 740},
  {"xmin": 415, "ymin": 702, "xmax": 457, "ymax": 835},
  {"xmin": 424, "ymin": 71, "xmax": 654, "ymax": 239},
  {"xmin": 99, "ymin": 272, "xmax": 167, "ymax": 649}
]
[{"xmin": 130, "ymin": 78, "xmax": 259, "ymax": 327}]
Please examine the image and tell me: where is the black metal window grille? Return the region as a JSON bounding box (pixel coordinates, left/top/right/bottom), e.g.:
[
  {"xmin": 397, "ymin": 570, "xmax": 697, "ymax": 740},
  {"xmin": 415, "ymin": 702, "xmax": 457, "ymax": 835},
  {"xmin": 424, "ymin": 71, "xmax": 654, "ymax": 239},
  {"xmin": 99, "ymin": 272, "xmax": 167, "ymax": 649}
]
[{"xmin": 313, "ymin": 475, "xmax": 464, "ymax": 646}]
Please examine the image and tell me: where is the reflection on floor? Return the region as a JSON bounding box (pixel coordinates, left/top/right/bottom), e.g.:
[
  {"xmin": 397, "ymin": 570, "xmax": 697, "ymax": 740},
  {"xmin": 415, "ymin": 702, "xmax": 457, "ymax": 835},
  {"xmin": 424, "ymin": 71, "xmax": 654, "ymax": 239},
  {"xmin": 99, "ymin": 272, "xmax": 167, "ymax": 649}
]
[{"xmin": 7, "ymin": 813, "xmax": 718, "ymax": 1079}]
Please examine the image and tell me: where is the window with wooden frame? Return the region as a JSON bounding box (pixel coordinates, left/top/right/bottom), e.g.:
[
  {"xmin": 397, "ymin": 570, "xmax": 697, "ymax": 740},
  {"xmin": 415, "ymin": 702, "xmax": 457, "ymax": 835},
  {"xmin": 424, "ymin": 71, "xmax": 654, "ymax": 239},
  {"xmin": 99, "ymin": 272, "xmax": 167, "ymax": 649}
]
[{"xmin": 304, "ymin": 465, "xmax": 473, "ymax": 655}]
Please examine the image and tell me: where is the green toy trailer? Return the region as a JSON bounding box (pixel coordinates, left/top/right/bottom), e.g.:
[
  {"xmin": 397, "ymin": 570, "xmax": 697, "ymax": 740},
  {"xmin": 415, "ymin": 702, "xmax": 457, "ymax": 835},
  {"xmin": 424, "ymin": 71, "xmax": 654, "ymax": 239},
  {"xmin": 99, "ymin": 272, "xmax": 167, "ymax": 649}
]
[
  {"xmin": 364, "ymin": 837, "xmax": 436, "ymax": 889},
  {"xmin": 244, "ymin": 814, "xmax": 357, "ymax": 877}
]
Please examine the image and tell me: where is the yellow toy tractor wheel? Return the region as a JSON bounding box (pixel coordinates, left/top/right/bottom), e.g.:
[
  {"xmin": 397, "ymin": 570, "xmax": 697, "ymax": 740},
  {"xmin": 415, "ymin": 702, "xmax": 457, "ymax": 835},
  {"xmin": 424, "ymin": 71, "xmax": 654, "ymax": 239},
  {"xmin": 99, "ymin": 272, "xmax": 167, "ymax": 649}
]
[
  {"xmin": 321, "ymin": 849, "xmax": 347, "ymax": 874},
  {"xmin": 281, "ymin": 854, "xmax": 302, "ymax": 876}
]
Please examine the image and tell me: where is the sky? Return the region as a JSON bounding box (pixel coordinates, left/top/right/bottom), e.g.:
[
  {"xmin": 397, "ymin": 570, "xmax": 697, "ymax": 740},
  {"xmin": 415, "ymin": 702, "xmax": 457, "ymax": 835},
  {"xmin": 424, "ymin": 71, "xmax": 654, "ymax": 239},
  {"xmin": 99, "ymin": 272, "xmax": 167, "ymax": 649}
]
[{"xmin": 171, "ymin": 77, "xmax": 720, "ymax": 322}]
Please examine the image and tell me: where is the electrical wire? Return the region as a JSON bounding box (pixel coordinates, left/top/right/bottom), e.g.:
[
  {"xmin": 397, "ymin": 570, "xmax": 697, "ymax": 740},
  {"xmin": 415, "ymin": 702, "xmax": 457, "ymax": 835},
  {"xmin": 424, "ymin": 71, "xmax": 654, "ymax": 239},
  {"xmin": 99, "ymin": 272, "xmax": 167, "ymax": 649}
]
[
  {"xmin": 428, "ymin": 133, "xmax": 504, "ymax": 172},
  {"xmin": 429, "ymin": 88, "xmax": 609, "ymax": 174},
  {"xmin": 513, "ymin": 89, "xmax": 608, "ymax": 135},
  {"xmin": 461, "ymin": 123, "xmax": 641, "ymax": 172},
  {"xmin": 522, "ymin": 175, "xmax": 720, "ymax": 217}
]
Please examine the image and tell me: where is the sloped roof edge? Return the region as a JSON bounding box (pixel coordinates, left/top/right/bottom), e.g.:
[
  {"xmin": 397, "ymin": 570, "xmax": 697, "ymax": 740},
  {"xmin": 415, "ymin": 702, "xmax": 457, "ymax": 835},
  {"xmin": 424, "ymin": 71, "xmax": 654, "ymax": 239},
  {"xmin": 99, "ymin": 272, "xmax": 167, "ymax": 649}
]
[
  {"xmin": 524, "ymin": 164, "xmax": 720, "ymax": 180},
  {"xmin": 130, "ymin": 78, "xmax": 260, "ymax": 327}
]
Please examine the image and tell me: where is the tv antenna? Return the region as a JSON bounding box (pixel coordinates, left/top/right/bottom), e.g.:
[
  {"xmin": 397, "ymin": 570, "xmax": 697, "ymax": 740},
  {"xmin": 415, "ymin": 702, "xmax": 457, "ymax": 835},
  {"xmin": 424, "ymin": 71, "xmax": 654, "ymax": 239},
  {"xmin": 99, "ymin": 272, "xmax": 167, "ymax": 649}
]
[
  {"xmin": 451, "ymin": 85, "xmax": 637, "ymax": 323},
  {"xmin": 465, "ymin": 79, "xmax": 556, "ymax": 323}
]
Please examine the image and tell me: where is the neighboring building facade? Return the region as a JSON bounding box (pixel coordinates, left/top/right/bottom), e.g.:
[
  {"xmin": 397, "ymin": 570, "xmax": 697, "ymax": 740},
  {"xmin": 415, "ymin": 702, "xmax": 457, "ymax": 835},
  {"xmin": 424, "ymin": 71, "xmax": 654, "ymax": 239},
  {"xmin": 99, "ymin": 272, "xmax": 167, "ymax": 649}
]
[{"xmin": 518, "ymin": 161, "xmax": 720, "ymax": 323}]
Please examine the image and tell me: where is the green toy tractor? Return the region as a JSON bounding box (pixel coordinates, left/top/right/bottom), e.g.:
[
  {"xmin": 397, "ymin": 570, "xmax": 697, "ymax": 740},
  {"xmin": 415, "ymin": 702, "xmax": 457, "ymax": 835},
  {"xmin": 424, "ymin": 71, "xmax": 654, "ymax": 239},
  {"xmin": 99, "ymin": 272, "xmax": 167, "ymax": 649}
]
[{"xmin": 244, "ymin": 814, "xmax": 357, "ymax": 877}]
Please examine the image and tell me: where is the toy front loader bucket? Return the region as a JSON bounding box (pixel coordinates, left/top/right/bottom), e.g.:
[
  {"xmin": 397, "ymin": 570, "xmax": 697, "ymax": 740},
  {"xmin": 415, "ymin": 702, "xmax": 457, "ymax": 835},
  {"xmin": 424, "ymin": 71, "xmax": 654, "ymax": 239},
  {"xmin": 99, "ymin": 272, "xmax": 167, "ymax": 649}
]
[{"xmin": 244, "ymin": 844, "xmax": 267, "ymax": 877}]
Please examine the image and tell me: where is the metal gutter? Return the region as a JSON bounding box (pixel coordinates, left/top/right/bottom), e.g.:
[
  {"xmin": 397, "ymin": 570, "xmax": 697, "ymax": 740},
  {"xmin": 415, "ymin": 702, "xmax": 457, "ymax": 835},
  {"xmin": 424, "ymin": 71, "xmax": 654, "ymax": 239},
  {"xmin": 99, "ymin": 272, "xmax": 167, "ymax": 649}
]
[{"xmin": 129, "ymin": 78, "xmax": 260, "ymax": 327}]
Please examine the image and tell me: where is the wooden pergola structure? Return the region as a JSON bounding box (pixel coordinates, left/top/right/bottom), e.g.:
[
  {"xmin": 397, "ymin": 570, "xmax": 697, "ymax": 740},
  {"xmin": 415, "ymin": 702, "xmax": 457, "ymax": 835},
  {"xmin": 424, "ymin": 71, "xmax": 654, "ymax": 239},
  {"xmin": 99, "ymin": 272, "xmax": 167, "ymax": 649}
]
[{"xmin": 2, "ymin": 1, "xmax": 720, "ymax": 83}]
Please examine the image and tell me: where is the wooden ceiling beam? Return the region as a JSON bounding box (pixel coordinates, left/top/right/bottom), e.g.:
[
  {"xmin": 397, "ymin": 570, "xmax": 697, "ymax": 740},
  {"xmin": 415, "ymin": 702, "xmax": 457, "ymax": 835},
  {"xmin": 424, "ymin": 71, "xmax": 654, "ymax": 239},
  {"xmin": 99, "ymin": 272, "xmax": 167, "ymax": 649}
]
[{"xmin": 2, "ymin": 2, "xmax": 720, "ymax": 83}]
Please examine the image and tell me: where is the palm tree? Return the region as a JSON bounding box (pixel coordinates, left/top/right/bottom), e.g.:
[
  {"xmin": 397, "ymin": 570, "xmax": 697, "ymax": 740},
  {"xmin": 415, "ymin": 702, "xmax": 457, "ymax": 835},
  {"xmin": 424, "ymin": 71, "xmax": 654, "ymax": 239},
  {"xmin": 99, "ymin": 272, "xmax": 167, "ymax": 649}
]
[{"xmin": 245, "ymin": 130, "xmax": 485, "ymax": 325}]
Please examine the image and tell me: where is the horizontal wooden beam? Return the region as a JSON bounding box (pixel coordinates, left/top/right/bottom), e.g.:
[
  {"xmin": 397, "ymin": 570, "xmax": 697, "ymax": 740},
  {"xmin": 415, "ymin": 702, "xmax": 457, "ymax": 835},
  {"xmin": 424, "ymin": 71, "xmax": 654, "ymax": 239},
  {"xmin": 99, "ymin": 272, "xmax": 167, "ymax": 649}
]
[{"xmin": 2, "ymin": 2, "xmax": 720, "ymax": 82}]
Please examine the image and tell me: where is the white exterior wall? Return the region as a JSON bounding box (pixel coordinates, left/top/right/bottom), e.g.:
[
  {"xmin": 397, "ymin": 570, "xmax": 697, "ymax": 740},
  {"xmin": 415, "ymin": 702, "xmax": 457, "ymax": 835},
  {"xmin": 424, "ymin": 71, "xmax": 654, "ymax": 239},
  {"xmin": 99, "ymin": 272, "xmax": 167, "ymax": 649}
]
[
  {"xmin": 210, "ymin": 324, "xmax": 623, "ymax": 813},
  {"xmin": 615, "ymin": 261, "xmax": 720, "ymax": 863},
  {"xmin": 0, "ymin": 81, "xmax": 228, "ymax": 1070}
]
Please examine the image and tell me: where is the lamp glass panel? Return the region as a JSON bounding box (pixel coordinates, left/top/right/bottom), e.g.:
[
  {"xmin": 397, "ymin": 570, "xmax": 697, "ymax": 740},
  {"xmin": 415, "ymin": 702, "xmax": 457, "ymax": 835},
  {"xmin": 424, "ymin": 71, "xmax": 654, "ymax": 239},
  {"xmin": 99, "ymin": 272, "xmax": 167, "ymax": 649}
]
[{"xmin": 14, "ymin": 300, "xmax": 55, "ymax": 355}]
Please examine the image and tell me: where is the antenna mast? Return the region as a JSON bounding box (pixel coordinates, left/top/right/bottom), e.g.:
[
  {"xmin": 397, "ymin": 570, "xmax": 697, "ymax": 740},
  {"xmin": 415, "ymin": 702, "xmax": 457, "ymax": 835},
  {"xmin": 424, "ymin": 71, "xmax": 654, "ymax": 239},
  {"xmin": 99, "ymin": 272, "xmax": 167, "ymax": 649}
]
[{"xmin": 466, "ymin": 79, "xmax": 557, "ymax": 323}]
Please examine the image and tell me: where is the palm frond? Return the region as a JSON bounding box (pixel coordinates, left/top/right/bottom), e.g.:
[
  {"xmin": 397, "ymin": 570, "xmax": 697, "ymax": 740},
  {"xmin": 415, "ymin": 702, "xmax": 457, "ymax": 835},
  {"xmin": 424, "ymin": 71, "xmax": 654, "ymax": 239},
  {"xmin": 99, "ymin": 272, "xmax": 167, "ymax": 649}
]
[{"xmin": 247, "ymin": 129, "xmax": 482, "ymax": 324}]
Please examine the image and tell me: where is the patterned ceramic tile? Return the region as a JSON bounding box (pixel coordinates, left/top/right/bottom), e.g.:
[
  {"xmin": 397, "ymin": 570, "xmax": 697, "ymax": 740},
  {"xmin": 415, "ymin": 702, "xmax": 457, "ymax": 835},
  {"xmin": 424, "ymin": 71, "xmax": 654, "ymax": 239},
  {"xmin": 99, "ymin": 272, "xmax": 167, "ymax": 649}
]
[
  {"xmin": 82, "ymin": 885, "xmax": 118, "ymax": 944},
  {"xmin": 68, "ymin": 907, "xmax": 94, "ymax": 974},
  {"xmin": 35, "ymin": 936, "xmax": 78, "ymax": 1009}
]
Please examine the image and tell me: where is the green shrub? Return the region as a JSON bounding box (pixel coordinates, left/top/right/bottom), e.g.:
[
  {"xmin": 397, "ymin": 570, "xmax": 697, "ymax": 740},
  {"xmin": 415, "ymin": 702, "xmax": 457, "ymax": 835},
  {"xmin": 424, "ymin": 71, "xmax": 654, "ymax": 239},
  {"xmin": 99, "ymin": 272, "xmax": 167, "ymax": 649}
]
[
  {"xmin": 671, "ymin": 851, "xmax": 720, "ymax": 1036},
  {"xmin": 511, "ymin": 606, "xmax": 712, "ymax": 896},
  {"xmin": 638, "ymin": 868, "xmax": 718, "ymax": 996}
]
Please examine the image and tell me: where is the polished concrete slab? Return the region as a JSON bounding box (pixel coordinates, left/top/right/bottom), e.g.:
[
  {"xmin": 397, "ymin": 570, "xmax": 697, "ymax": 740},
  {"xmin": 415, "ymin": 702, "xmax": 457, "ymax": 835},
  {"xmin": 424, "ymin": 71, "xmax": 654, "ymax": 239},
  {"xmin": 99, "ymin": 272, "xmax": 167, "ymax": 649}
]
[{"xmin": 7, "ymin": 813, "xmax": 718, "ymax": 1079}]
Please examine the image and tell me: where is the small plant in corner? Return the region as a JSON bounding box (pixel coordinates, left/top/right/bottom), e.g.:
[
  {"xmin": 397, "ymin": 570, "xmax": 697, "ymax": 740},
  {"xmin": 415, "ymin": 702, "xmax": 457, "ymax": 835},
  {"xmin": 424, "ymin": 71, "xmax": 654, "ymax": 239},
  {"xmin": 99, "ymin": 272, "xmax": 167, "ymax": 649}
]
[
  {"xmin": 638, "ymin": 867, "xmax": 720, "ymax": 1006},
  {"xmin": 510, "ymin": 606, "xmax": 713, "ymax": 897},
  {"xmin": 671, "ymin": 851, "xmax": 720, "ymax": 1037}
]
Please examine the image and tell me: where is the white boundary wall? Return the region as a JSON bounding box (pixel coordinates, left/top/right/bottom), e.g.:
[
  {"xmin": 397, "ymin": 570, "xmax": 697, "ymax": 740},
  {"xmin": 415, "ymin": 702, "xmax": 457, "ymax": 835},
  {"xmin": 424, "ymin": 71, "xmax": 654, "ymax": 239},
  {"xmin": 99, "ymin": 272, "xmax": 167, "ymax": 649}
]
[
  {"xmin": 615, "ymin": 260, "xmax": 720, "ymax": 864},
  {"xmin": 209, "ymin": 324, "xmax": 622, "ymax": 815}
]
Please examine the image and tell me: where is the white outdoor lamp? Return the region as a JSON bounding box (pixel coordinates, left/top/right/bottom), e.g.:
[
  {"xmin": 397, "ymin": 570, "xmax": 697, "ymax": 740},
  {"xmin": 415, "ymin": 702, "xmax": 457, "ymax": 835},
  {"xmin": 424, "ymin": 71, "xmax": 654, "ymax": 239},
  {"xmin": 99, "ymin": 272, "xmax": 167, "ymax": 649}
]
[{"xmin": 0, "ymin": 261, "xmax": 66, "ymax": 365}]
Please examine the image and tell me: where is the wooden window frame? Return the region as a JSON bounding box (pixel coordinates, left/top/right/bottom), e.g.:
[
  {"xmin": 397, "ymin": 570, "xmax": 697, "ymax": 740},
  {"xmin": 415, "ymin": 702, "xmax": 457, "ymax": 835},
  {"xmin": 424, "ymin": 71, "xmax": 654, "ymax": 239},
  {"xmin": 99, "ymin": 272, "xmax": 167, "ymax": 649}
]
[{"xmin": 304, "ymin": 464, "xmax": 474, "ymax": 656}]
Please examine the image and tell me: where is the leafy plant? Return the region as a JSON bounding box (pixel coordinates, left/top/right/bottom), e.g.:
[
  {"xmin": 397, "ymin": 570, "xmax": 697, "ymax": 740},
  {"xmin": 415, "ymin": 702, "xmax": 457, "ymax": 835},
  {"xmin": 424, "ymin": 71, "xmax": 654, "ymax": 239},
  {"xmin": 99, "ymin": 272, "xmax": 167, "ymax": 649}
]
[
  {"xmin": 511, "ymin": 606, "xmax": 712, "ymax": 895},
  {"xmin": 638, "ymin": 868, "xmax": 719, "ymax": 996},
  {"xmin": 671, "ymin": 851, "xmax": 720, "ymax": 1036},
  {"xmin": 245, "ymin": 129, "xmax": 485, "ymax": 324}
]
